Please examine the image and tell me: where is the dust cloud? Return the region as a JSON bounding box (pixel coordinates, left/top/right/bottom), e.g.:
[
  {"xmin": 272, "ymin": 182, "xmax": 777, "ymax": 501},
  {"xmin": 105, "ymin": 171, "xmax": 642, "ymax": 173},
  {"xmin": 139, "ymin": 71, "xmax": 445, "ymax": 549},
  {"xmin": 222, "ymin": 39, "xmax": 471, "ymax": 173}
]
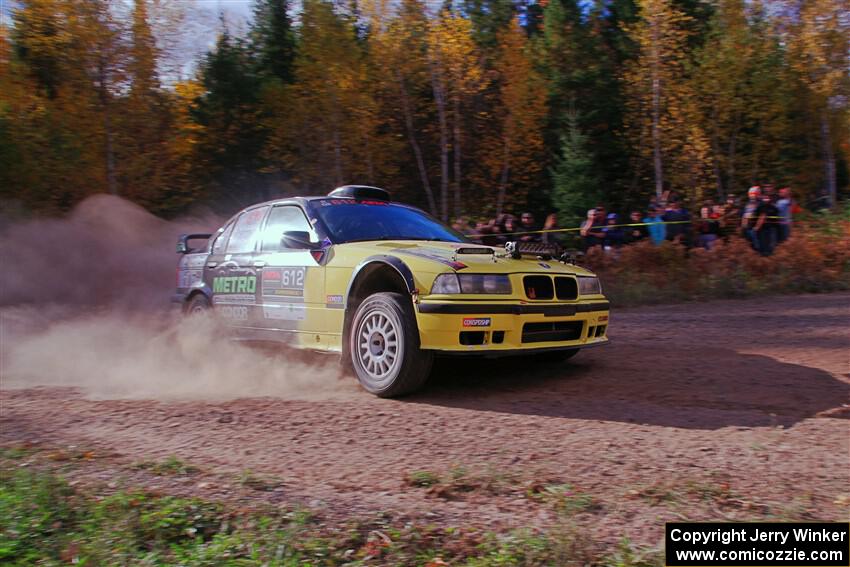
[{"xmin": 0, "ymin": 195, "xmax": 352, "ymax": 401}]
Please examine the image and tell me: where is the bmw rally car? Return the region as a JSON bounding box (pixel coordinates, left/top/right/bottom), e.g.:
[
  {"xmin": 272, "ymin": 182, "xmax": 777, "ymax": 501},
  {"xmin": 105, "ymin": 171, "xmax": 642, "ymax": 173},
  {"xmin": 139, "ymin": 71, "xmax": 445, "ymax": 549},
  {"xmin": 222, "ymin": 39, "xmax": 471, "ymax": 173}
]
[{"xmin": 174, "ymin": 186, "xmax": 609, "ymax": 397}]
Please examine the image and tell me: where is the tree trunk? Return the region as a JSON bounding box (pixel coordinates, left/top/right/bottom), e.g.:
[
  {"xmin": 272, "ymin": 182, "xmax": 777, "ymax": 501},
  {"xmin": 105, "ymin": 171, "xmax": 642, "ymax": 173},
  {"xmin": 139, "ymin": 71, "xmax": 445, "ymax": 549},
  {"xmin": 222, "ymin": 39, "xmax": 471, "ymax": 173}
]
[
  {"xmin": 99, "ymin": 59, "xmax": 117, "ymax": 196},
  {"xmin": 821, "ymin": 109, "xmax": 837, "ymax": 209},
  {"xmin": 727, "ymin": 128, "xmax": 737, "ymax": 194},
  {"xmin": 496, "ymin": 133, "xmax": 511, "ymax": 216},
  {"xmin": 396, "ymin": 72, "xmax": 437, "ymax": 216},
  {"xmin": 452, "ymin": 96, "xmax": 462, "ymax": 220},
  {"xmin": 430, "ymin": 63, "xmax": 450, "ymax": 222},
  {"xmin": 650, "ymin": 19, "xmax": 663, "ymax": 200},
  {"xmin": 104, "ymin": 109, "xmax": 117, "ymax": 196},
  {"xmin": 330, "ymin": 89, "xmax": 343, "ymax": 186}
]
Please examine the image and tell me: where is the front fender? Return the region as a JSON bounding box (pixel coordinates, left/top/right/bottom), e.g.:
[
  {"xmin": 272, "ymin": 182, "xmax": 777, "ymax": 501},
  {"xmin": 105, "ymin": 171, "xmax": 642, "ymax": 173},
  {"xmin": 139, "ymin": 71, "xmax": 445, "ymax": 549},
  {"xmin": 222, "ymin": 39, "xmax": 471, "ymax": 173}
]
[{"xmin": 345, "ymin": 255, "xmax": 417, "ymax": 300}]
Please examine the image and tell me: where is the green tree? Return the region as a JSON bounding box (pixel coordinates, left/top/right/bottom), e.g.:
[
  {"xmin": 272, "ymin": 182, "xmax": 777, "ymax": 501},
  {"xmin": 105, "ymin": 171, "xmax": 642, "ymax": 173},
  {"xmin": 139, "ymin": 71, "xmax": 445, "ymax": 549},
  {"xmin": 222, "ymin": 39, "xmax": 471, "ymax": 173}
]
[
  {"xmin": 551, "ymin": 110, "xmax": 600, "ymax": 226},
  {"xmin": 251, "ymin": 0, "xmax": 296, "ymax": 84}
]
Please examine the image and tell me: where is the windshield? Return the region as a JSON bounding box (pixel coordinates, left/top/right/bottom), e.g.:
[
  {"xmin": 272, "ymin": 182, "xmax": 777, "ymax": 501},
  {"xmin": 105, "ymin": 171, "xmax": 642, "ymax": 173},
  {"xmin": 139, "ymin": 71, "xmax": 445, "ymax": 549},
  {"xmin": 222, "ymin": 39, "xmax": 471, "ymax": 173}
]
[{"xmin": 314, "ymin": 200, "xmax": 466, "ymax": 244}]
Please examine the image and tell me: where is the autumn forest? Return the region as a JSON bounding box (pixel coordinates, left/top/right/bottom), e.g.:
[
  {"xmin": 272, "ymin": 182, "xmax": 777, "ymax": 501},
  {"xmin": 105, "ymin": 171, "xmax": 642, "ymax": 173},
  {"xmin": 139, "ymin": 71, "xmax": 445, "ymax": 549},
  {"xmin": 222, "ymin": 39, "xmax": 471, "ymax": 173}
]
[{"xmin": 1, "ymin": 0, "xmax": 847, "ymax": 223}]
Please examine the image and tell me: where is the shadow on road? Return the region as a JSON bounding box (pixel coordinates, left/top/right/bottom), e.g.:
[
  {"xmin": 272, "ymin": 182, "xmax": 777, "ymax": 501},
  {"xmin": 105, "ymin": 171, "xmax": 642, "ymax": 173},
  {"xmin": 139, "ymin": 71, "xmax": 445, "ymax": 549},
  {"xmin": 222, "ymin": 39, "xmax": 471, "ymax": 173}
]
[{"xmin": 407, "ymin": 345, "xmax": 850, "ymax": 430}]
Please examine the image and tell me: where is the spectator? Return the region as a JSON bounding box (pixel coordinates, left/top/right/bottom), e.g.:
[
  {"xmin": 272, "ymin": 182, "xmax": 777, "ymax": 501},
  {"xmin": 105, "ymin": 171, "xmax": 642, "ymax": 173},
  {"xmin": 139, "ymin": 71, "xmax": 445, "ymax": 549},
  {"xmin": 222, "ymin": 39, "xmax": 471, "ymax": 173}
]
[
  {"xmin": 519, "ymin": 212, "xmax": 541, "ymax": 242},
  {"xmin": 775, "ymin": 187, "xmax": 793, "ymax": 243},
  {"xmin": 477, "ymin": 217, "xmax": 503, "ymax": 246},
  {"xmin": 741, "ymin": 186, "xmax": 761, "ymax": 252},
  {"xmin": 493, "ymin": 214, "xmax": 517, "ymax": 244},
  {"xmin": 719, "ymin": 194, "xmax": 740, "ymax": 240},
  {"xmin": 602, "ymin": 213, "xmax": 625, "ymax": 249},
  {"xmin": 626, "ymin": 210, "xmax": 649, "ymax": 243},
  {"xmin": 663, "ymin": 198, "xmax": 691, "ymax": 245},
  {"xmin": 643, "ymin": 206, "xmax": 666, "ymax": 245},
  {"xmin": 754, "ymin": 192, "xmax": 780, "ymax": 256},
  {"xmin": 541, "ymin": 213, "xmax": 561, "ymax": 245},
  {"xmin": 696, "ymin": 203, "xmax": 721, "ymax": 250},
  {"xmin": 581, "ymin": 209, "xmax": 606, "ymax": 250},
  {"xmin": 452, "ymin": 216, "xmax": 475, "ymax": 238}
]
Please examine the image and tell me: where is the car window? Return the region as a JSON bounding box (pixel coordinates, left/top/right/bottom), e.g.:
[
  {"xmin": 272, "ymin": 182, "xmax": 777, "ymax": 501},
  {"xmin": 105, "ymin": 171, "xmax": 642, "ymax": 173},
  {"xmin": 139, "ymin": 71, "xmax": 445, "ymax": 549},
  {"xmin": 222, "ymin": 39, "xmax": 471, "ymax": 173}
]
[
  {"xmin": 314, "ymin": 200, "xmax": 464, "ymax": 244},
  {"xmin": 211, "ymin": 221, "xmax": 235, "ymax": 255},
  {"xmin": 261, "ymin": 205, "xmax": 315, "ymax": 251},
  {"xmin": 226, "ymin": 206, "xmax": 269, "ymax": 254}
]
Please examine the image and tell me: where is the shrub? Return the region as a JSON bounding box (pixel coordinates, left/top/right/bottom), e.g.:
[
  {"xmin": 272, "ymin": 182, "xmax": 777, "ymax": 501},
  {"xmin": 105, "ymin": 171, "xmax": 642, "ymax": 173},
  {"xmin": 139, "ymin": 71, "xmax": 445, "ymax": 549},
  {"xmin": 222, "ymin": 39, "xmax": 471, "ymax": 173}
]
[{"xmin": 584, "ymin": 219, "xmax": 850, "ymax": 306}]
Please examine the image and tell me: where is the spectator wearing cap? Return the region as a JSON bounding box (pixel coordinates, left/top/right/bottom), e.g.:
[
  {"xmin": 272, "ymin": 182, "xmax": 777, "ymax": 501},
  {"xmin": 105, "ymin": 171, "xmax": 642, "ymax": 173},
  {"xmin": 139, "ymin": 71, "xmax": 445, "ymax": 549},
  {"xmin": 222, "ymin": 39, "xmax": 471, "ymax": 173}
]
[
  {"xmin": 775, "ymin": 187, "xmax": 793, "ymax": 243},
  {"xmin": 643, "ymin": 206, "xmax": 666, "ymax": 245},
  {"xmin": 741, "ymin": 186, "xmax": 761, "ymax": 252},
  {"xmin": 602, "ymin": 213, "xmax": 625, "ymax": 250},
  {"xmin": 663, "ymin": 198, "xmax": 691, "ymax": 245}
]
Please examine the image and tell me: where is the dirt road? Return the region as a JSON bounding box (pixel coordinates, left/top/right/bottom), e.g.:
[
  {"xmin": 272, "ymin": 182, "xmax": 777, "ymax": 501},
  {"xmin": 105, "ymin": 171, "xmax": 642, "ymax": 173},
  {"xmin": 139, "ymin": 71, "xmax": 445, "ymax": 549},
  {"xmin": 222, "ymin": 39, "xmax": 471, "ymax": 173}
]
[{"xmin": 2, "ymin": 293, "xmax": 849, "ymax": 546}]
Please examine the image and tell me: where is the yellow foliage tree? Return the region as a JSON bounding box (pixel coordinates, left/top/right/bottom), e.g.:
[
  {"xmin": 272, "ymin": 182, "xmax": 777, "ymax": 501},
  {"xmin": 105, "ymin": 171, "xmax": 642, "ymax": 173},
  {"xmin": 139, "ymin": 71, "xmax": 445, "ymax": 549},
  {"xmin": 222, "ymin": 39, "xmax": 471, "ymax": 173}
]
[
  {"xmin": 484, "ymin": 17, "xmax": 547, "ymax": 216},
  {"xmin": 265, "ymin": 0, "xmax": 398, "ymax": 193},
  {"xmin": 624, "ymin": 0, "xmax": 713, "ymax": 202},
  {"xmin": 426, "ymin": 9, "xmax": 486, "ymax": 220},
  {"xmin": 785, "ymin": 0, "xmax": 849, "ymax": 208}
]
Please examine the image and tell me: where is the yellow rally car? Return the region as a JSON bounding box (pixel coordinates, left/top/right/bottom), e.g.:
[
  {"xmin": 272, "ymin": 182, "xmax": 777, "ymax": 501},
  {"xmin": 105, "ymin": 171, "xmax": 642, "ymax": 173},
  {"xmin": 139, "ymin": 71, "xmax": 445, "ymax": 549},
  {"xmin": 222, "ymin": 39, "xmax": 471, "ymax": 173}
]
[{"xmin": 174, "ymin": 186, "xmax": 609, "ymax": 397}]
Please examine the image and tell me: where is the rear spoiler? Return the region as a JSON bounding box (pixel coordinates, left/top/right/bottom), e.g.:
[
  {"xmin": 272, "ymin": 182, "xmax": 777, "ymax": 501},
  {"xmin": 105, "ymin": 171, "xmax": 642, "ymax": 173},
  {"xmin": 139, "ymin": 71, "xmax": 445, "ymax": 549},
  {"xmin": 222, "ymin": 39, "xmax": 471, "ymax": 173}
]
[{"xmin": 176, "ymin": 233, "xmax": 212, "ymax": 254}]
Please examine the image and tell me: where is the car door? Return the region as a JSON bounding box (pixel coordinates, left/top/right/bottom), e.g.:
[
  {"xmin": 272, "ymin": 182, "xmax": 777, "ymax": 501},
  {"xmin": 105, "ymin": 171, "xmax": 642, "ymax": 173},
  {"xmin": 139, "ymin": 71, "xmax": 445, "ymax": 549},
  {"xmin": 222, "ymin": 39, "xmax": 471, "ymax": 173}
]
[
  {"xmin": 252, "ymin": 204, "xmax": 326, "ymax": 342},
  {"xmin": 209, "ymin": 206, "xmax": 269, "ymax": 328}
]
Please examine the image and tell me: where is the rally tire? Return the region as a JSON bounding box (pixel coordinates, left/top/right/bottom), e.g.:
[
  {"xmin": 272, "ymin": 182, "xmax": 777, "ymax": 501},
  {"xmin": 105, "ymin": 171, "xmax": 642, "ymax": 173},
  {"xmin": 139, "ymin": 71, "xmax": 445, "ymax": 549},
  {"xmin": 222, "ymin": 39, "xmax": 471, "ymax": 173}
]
[
  {"xmin": 186, "ymin": 293, "xmax": 211, "ymax": 315},
  {"xmin": 349, "ymin": 292, "xmax": 433, "ymax": 397}
]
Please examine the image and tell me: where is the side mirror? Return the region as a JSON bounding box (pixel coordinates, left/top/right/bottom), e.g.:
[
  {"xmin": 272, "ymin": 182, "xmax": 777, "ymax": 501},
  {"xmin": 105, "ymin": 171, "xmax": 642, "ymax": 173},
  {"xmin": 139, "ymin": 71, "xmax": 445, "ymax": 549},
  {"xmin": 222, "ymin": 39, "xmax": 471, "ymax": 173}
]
[
  {"xmin": 177, "ymin": 233, "xmax": 212, "ymax": 254},
  {"xmin": 281, "ymin": 231, "xmax": 319, "ymax": 249}
]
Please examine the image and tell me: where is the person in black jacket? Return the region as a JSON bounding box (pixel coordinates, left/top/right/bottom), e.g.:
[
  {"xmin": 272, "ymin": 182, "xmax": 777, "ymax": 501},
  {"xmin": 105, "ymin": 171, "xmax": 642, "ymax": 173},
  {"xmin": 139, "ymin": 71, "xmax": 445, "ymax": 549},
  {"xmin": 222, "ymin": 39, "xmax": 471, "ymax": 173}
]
[
  {"xmin": 663, "ymin": 199, "xmax": 691, "ymax": 246},
  {"xmin": 753, "ymin": 193, "xmax": 780, "ymax": 256},
  {"xmin": 625, "ymin": 210, "xmax": 649, "ymax": 244}
]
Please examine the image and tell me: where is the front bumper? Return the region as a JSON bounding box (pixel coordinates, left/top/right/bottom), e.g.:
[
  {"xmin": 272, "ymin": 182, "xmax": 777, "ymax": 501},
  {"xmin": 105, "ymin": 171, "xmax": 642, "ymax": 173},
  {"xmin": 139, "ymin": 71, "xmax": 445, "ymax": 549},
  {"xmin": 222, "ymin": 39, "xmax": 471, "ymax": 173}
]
[{"xmin": 415, "ymin": 299, "xmax": 609, "ymax": 353}]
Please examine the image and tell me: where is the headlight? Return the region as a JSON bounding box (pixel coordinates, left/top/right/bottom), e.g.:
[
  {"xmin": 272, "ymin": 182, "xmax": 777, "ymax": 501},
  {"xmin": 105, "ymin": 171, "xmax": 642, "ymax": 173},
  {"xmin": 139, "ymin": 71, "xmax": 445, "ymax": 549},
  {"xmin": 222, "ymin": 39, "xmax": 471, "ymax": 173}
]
[
  {"xmin": 577, "ymin": 276, "xmax": 602, "ymax": 295},
  {"xmin": 431, "ymin": 273, "xmax": 461, "ymax": 294},
  {"xmin": 430, "ymin": 274, "xmax": 512, "ymax": 294}
]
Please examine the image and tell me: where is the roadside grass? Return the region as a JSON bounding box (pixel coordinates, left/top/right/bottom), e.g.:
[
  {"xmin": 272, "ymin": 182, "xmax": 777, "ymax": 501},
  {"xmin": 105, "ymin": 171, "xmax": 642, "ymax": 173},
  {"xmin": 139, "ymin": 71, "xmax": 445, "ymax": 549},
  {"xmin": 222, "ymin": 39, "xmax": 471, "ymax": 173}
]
[
  {"xmin": 238, "ymin": 469, "xmax": 284, "ymax": 492},
  {"xmin": 132, "ymin": 455, "xmax": 200, "ymax": 476},
  {"xmin": 526, "ymin": 482, "xmax": 601, "ymax": 516},
  {"xmin": 0, "ymin": 461, "xmax": 661, "ymax": 566},
  {"xmin": 405, "ymin": 465, "xmax": 521, "ymax": 500}
]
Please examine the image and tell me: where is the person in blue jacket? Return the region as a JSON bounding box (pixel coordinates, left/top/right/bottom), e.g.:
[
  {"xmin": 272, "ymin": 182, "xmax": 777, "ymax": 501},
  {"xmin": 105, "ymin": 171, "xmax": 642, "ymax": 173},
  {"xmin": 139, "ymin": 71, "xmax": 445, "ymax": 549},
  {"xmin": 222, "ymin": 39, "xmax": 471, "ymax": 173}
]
[{"xmin": 643, "ymin": 205, "xmax": 666, "ymax": 245}]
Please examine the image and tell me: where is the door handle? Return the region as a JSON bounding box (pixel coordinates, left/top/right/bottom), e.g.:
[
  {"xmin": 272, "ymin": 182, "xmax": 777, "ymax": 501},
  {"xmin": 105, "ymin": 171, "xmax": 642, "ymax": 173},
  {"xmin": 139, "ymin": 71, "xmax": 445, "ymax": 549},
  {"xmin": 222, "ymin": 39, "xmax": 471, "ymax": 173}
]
[
  {"xmin": 206, "ymin": 261, "xmax": 218, "ymax": 268},
  {"xmin": 253, "ymin": 260, "xmax": 266, "ymax": 268}
]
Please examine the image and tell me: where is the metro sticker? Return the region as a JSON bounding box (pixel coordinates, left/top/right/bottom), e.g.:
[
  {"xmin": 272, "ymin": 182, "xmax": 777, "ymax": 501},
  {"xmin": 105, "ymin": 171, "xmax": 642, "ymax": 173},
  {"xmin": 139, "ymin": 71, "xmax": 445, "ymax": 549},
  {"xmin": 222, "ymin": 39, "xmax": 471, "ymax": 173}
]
[
  {"xmin": 213, "ymin": 276, "xmax": 256, "ymax": 294},
  {"xmin": 326, "ymin": 295, "xmax": 344, "ymax": 304},
  {"xmin": 462, "ymin": 317, "xmax": 491, "ymax": 327}
]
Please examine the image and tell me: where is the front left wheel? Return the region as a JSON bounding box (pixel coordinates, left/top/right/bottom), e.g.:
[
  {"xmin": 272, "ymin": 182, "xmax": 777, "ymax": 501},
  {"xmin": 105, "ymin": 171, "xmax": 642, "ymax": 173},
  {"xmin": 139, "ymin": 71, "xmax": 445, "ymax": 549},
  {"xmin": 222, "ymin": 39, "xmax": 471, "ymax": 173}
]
[{"xmin": 349, "ymin": 292, "xmax": 433, "ymax": 397}]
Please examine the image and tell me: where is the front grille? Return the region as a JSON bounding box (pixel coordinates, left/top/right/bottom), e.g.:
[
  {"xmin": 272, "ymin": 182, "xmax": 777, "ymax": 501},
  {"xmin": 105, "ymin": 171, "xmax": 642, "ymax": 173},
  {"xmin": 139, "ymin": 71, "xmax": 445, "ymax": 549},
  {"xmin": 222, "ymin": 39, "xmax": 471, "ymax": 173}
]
[
  {"xmin": 555, "ymin": 277, "xmax": 578, "ymax": 300},
  {"xmin": 521, "ymin": 321, "xmax": 583, "ymax": 343},
  {"xmin": 523, "ymin": 276, "xmax": 554, "ymax": 300}
]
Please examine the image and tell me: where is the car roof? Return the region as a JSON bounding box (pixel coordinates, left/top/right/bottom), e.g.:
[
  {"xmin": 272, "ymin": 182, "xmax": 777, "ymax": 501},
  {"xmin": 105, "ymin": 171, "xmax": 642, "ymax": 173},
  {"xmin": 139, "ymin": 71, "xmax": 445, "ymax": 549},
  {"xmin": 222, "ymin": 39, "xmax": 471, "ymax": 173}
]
[{"xmin": 238, "ymin": 195, "xmax": 419, "ymax": 213}]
